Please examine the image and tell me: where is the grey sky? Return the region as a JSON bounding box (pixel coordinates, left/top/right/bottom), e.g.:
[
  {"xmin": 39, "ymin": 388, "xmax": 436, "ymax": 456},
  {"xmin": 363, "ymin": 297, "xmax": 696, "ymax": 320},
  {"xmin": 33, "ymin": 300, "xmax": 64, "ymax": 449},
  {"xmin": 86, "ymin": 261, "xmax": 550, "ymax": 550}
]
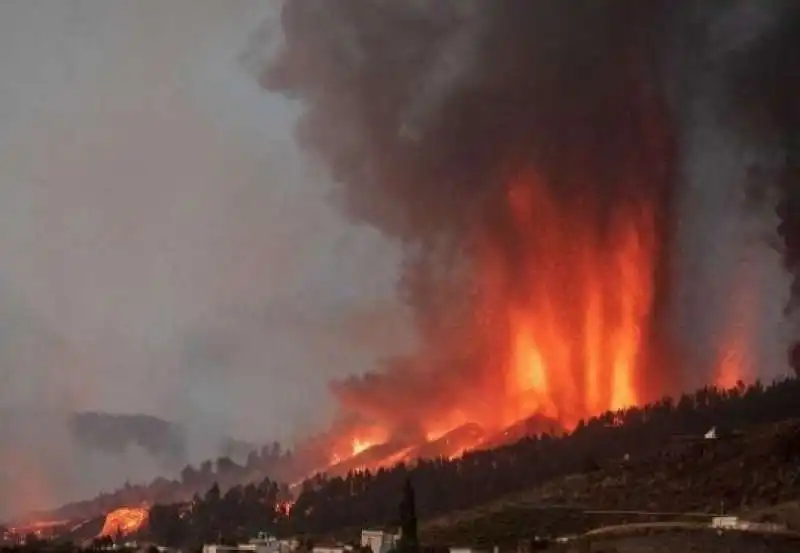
[{"xmin": 0, "ymin": 0, "xmax": 412, "ymax": 443}]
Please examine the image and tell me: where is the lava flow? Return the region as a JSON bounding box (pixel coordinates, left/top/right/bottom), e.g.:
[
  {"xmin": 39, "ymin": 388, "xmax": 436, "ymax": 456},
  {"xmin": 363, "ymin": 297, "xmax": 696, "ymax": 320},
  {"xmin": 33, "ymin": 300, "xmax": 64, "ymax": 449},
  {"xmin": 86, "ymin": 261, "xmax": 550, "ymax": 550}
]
[{"xmin": 98, "ymin": 506, "xmax": 149, "ymax": 538}]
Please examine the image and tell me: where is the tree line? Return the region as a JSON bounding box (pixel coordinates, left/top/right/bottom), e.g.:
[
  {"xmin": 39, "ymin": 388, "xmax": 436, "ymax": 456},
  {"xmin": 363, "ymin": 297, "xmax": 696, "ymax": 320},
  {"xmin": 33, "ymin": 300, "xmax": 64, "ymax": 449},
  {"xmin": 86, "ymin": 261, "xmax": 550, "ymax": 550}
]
[
  {"xmin": 146, "ymin": 377, "xmax": 800, "ymax": 544},
  {"xmin": 51, "ymin": 441, "xmax": 306, "ymax": 521},
  {"xmin": 148, "ymin": 477, "xmax": 293, "ymax": 549}
]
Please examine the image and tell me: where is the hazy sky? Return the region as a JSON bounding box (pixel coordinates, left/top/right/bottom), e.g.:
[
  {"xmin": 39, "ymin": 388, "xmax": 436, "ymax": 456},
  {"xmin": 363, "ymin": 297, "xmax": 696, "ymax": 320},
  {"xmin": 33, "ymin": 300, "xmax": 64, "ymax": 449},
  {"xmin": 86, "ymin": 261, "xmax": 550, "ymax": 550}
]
[{"xmin": 0, "ymin": 0, "xmax": 413, "ymax": 442}]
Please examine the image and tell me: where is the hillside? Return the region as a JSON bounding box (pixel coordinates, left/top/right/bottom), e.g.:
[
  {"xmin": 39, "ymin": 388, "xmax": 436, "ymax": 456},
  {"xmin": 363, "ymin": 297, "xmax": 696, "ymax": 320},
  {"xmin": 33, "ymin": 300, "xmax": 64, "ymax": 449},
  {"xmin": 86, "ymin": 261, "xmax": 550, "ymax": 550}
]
[
  {"xmin": 420, "ymin": 419, "xmax": 800, "ymax": 547},
  {"xmin": 10, "ymin": 378, "xmax": 800, "ymax": 549},
  {"xmin": 134, "ymin": 378, "xmax": 800, "ymax": 549},
  {"xmin": 276, "ymin": 379, "xmax": 800, "ymax": 539}
]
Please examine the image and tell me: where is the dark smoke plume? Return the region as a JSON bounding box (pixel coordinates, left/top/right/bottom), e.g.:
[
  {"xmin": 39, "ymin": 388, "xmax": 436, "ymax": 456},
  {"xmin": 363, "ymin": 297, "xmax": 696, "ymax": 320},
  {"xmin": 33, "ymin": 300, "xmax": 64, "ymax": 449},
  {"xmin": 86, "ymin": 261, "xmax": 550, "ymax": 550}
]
[
  {"xmin": 714, "ymin": 5, "xmax": 800, "ymax": 374},
  {"xmin": 254, "ymin": 1, "xmax": 800, "ymax": 427}
]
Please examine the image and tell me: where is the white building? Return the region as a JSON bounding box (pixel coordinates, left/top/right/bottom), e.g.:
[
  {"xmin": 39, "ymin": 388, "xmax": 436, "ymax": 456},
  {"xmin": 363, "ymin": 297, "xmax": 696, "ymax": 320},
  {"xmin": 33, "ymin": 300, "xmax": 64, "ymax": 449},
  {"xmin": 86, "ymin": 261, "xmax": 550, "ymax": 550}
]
[
  {"xmin": 711, "ymin": 516, "xmax": 739, "ymax": 529},
  {"xmin": 203, "ymin": 533, "xmax": 288, "ymax": 553},
  {"xmin": 360, "ymin": 529, "xmax": 400, "ymax": 553},
  {"xmin": 311, "ymin": 546, "xmax": 349, "ymax": 553}
]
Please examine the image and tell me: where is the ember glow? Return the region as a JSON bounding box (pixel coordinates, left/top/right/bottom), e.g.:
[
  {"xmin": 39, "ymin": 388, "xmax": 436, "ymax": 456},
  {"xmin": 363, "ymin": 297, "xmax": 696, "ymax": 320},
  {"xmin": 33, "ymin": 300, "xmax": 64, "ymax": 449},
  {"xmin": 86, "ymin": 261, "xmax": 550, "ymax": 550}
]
[
  {"xmin": 277, "ymin": 499, "xmax": 295, "ymax": 515},
  {"xmin": 98, "ymin": 506, "xmax": 148, "ymax": 538}
]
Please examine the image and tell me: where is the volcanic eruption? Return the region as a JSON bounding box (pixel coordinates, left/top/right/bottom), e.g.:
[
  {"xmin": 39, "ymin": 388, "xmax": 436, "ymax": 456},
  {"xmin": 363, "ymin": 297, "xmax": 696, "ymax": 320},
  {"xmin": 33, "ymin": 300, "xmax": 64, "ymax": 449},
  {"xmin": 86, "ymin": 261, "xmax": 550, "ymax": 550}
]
[{"xmin": 250, "ymin": 1, "xmax": 800, "ymax": 470}]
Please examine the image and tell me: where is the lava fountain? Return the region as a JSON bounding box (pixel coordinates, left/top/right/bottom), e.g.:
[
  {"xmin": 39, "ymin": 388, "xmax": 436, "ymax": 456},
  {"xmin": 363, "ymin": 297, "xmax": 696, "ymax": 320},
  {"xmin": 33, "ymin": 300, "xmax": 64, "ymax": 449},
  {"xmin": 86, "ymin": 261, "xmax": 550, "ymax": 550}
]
[{"xmin": 478, "ymin": 170, "xmax": 657, "ymax": 430}]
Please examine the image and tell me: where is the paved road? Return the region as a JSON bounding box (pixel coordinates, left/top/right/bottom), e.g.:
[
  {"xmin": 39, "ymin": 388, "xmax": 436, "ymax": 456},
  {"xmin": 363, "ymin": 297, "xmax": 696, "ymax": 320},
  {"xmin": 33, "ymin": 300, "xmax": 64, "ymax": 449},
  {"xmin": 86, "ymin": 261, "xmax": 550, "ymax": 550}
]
[
  {"xmin": 584, "ymin": 509, "xmax": 713, "ymax": 518},
  {"xmin": 585, "ymin": 521, "xmax": 708, "ymax": 535},
  {"xmin": 582, "ymin": 521, "xmax": 800, "ymax": 540}
]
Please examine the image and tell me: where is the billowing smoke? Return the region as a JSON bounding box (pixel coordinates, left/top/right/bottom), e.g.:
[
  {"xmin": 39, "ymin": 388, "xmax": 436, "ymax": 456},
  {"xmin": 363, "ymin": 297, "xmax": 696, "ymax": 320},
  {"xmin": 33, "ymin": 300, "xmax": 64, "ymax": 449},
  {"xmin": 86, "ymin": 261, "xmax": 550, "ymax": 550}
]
[
  {"xmin": 661, "ymin": 2, "xmax": 798, "ymax": 387},
  {"xmin": 258, "ymin": 0, "xmax": 676, "ymax": 436},
  {"xmin": 724, "ymin": 6, "xmax": 800, "ymax": 375},
  {"xmin": 254, "ymin": 0, "xmax": 800, "ymax": 439}
]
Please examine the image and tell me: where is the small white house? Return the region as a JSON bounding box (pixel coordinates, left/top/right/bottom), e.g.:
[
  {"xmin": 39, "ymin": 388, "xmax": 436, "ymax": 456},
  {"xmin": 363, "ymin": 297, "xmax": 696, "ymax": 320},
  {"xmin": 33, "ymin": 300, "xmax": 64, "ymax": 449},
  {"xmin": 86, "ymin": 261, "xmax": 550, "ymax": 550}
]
[
  {"xmin": 704, "ymin": 427, "xmax": 717, "ymax": 440},
  {"xmin": 312, "ymin": 545, "xmax": 350, "ymax": 553},
  {"xmin": 449, "ymin": 547, "xmax": 500, "ymax": 553},
  {"xmin": 711, "ymin": 516, "xmax": 739, "ymax": 529},
  {"xmin": 203, "ymin": 533, "xmax": 285, "ymax": 553},
  {"xmin": 203, "ymin": 546, "xmax": 256, "ymax": 553}
]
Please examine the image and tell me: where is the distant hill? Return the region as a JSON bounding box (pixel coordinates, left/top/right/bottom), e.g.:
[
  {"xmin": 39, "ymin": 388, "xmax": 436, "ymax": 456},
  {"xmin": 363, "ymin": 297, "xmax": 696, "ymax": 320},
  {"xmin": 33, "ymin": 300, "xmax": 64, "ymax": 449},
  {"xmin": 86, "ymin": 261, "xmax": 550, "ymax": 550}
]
[
  {"xmin": 0, "ymin": 410, "xmax": 259, "ymax": 524},
  {"xmin": 69, "ymin": 412, "xmax": 188, "ymax": 462},
  {"xmin": 69, "ymin": 411, "xmax": 258, "ymax": 463}
]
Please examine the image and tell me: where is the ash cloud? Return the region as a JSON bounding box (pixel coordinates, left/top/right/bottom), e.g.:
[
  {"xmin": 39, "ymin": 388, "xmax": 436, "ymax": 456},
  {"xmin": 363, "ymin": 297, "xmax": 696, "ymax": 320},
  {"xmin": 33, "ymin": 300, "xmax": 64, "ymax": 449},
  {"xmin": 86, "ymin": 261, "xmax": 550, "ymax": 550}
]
[
  {"xmin": 663, "ymin": 1, "xmax": 800, "ymax": 380},
  {"xmin": 256, "ymin": 0, "xmax": 800, "ymax": 429},
  {"xmin": 0, "ymin": 0, "xmax": 411, "ymax": 521}
]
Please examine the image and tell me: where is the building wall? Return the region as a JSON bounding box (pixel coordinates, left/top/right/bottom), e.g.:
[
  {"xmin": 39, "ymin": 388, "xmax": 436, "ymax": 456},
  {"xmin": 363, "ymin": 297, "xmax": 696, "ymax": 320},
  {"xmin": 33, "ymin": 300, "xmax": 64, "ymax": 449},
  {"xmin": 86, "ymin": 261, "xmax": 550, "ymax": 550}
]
[
  {"xmin": 711, "ymin": 516, "xmax": 739, "ymax": 529},
  {"xmin": 361, "ymin": 530, "xmax": 399, "ymax": 553}
]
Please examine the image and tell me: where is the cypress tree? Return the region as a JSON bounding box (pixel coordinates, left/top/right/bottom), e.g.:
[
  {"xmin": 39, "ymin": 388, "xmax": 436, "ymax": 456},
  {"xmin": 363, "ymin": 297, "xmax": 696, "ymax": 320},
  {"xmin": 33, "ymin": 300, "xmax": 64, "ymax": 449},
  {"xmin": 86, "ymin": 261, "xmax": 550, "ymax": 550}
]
[{"xmin": 397, "ymin": 477, "xmax": 419, "ymax": 553}]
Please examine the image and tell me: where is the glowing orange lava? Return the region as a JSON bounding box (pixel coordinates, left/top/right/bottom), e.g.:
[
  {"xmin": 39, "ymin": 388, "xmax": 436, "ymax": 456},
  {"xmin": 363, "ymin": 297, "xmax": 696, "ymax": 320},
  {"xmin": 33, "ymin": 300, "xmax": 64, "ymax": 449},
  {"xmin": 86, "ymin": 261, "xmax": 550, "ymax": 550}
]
[
  {"xmin": 98, "ymin": 506, "xmax": 149, "ymax": 538},
  {"xmin": 486, "ymin": 170, "xmax": 655, "ymax": 429},
  {"xmin": 351, "ymin": 438, "xmax": 373, "ymax": 456}
]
